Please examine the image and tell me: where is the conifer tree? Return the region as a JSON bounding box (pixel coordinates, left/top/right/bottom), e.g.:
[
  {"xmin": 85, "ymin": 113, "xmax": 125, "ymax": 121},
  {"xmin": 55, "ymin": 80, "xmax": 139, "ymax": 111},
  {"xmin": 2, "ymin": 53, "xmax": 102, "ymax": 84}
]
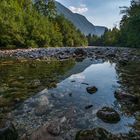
[{"xmin": 46, "ymin": 0, "xmax": 57, "ymax": 19}]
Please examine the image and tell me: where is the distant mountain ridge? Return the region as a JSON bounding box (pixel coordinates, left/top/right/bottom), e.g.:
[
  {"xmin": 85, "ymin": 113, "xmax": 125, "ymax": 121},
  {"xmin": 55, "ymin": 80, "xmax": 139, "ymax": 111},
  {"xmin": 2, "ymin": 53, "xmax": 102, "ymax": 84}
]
[{"xmin": 54, "ymin": 1, "xmax": 107, "ymax": 36}]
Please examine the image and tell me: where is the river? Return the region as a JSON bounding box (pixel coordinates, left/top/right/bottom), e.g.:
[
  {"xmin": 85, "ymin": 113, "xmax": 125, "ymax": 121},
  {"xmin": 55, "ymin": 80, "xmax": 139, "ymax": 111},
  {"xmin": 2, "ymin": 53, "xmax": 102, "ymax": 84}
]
[{"xmin": 0, "ymin": 47, "xmax": 140, "ymax": 140}]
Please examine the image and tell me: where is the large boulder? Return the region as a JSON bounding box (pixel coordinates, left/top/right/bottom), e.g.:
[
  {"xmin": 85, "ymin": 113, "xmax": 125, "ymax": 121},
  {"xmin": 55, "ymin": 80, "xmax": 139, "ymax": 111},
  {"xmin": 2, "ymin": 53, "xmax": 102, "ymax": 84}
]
[
  {"xmin": 97, "ymin": 107, "xmax": 120, "ymax": 123},
  {"xmin": 0, "ymin": 120, "xmax": 18, "ymax": 140}
]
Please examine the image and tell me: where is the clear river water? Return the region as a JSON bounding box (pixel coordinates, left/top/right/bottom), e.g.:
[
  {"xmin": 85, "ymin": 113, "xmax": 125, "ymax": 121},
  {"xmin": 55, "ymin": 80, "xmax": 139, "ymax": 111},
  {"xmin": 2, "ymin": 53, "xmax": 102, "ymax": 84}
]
[{"xmin": 0, "ymin": 57, "xmax": 140, "ymax": 138}]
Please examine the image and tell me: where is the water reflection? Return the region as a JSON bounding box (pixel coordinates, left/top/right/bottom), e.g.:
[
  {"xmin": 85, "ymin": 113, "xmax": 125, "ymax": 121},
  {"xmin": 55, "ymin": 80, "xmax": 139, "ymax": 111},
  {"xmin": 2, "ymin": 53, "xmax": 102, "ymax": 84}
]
[
  {"xmin": 12, "ymin": 59, "xmax": 136, "ymax": 136},
  {"xmin": 0, "ymin": 59, "xmax": 75, "ymax": 110}
]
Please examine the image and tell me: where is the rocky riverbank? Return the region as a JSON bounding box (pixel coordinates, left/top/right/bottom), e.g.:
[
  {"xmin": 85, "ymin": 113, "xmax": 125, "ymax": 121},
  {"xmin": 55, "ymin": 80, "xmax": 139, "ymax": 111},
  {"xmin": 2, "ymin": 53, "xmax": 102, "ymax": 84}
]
[{"xmin": 0, "ymin": 47, "xmax": 140, "ymax": 62}]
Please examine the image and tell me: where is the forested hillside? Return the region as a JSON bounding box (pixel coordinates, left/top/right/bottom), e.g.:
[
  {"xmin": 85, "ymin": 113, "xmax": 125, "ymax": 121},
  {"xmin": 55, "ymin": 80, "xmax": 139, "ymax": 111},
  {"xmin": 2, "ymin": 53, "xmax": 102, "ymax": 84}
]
[{"xmin": 0, "ymin": 0, "xmax": 87, "ymax": 49}]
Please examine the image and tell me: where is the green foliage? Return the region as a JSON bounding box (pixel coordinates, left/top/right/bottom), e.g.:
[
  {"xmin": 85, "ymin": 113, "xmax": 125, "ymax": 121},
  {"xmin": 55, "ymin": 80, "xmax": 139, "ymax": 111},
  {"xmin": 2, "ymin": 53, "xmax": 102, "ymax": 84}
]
[
  {"xmin": 102, "ymin": 28, "xmax": 121, "ymax": 46},
  {"xmin": 55, "ymin": 15, "xmax": 87, "ymax": 47},
  {"xmin": 86, "ymin": 27, "xmax": 121, "ymax": 47},
  {"xmin": 0, "ymin": 0, "xmax": 27, "ymax": 48},
  {"xmin": 34, "ymin": 0, "xmax": 48, "ymax": 16},
  {"xmin": 0, "ymin": 0, "xmax": 87, "ymax": 49},
  {"xmin": 86, "ymin": 0, "xmax": 140, "ymax": 48},
  {"xmin": 46, "ymin": 0, "xmax": 57, "ymax": 19},
  {"xmin": 34, "ymin": 0, "xmax": 57, "ymax": 19},
  {"xmin": 120, "ymin": 0, "xmax": 140, "ymax": 47},
  {"xmin": 86, "ymin": 34, "xmax": 103, "ymax": 46}
]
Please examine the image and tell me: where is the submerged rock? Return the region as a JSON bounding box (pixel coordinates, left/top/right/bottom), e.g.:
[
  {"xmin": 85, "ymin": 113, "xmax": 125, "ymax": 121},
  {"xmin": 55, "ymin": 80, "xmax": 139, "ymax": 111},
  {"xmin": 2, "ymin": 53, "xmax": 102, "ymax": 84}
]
[
  {"xmin": 9, "ymin": 81, "xmax": 23, "ymax": 88},
  {"xmin": 28, "ymin": 79, "xmax": 41, "ymax": 88},
  {"xmin": 69, "ymin": 93, "xmax": 72, "ymax": 97},
  {"xmin": 97, "ymin": 107, "xmax": 120, "ymax": 123},
  {"xmin": 47, "ymin": 123, "xmax": 61, "ymax": 136},
  {"xmin": 114, "ymin": 89, "xmax": 139, "ymax": 104},
  {"xmin": 86, "ymin": 86, "xmax": 98, "ymax": 94},
  {"xmin": 71, "ymin": 80, "xmax": 76, "ymax": 83},
  {"xmin": 0, "ymin": 86, "xmax": 8, "ymax": 93},
  {"xmin": 18, "ymin": 76, "xmax": 25, "ymax": 80},
  {"xmin": 85, "ymin": 105, "xmax": 93, "ymax": 110},
  {"xmin": 0, "ymin": 120, "xmax": 18, "ymax": 140},
  {"xmin": 34, "ymin": 105, "xmax": 48, "ymax": 116},
  {"xmin": 30, "ymin": 124, "xmax": 62, "ymax": 140},
  {"xmin": 27, "ymin": 94, "xmax": 49, "ymax": 116},
  {"xmin": 76, "ymin": 127, "xmax": 120, "ymax": 140},
  {"xmin": 81, "ymin": 82, "xmax": 89, "ymax": 85}
]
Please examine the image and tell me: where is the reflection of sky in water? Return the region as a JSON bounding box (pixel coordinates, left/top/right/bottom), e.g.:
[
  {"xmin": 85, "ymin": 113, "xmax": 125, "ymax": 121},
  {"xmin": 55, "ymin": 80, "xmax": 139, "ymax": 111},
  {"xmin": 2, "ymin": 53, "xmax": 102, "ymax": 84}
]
[
  {"xmin": 69, "ymin": 73, "xmax": 86, "ymax": 82},
  {"xmin": 14, "ymin": 60, "xmax": 135, "ymax": 135},
  {"xmin": 59, "ymin": 62, "xmax": 119, "ymax": 107},
  {"xmin": 54, "ymin": 62, "xmax": 135, "ymax": 133}
]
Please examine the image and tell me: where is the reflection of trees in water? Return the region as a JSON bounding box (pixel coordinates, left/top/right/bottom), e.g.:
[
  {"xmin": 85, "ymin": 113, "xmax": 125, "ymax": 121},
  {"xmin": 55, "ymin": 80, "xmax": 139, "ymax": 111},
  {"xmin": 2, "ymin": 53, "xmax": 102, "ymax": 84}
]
[
  {"xmin": 116, "ymin": 61, "xmax": 140, "ymax": 96},
  {"xmin": 0, "ymin": 59, "xmax": 75, "ymax": 109},
  {"xmin": 116, "ymin": 61, "xmax": 140, "ymax": 132},
  {"xmin": 115, "ymin": 61, "xmax": 140, "ymax": 112}
]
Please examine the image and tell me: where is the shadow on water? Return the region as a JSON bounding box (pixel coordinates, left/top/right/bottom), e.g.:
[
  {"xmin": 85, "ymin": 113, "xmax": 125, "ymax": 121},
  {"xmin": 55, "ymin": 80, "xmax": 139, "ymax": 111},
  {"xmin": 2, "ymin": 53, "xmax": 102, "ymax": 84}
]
[{"xmin": 5, "ymin": 58, "xmax": 139, "ymax": 137}]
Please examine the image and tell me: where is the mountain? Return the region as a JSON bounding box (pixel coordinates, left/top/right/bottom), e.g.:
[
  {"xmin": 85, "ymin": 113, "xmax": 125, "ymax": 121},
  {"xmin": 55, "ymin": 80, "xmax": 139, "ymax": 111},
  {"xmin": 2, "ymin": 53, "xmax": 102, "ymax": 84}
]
[{"xmin": 55, "ymin": 1, "xmax": 107, "ymax": 36}]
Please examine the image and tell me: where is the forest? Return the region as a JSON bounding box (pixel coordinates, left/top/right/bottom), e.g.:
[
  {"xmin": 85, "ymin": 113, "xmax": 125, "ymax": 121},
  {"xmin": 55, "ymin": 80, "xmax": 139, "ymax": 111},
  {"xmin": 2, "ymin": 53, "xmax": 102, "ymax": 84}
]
[
  {"xmin": 0, "ymin": 0, "xmax": 87, "ymax": 49},
  {"xmin": 0, "ymin": 0, "xmax": 140, "ymax": 48},
  {"xmin": 87, "ymin": 0, "xmax": 140, "ymax": 48}
]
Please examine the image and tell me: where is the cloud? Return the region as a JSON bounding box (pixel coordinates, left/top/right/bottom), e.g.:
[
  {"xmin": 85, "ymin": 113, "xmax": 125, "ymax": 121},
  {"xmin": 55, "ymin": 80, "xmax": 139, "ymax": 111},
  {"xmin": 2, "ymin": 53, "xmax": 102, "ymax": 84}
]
[
  {"xmin": 69, "ymin": 4, "xmax": 88, "ymax": 14},
  {"xmin": 69, "ymin": 73, "xmax": 85, "ymax": 82}
]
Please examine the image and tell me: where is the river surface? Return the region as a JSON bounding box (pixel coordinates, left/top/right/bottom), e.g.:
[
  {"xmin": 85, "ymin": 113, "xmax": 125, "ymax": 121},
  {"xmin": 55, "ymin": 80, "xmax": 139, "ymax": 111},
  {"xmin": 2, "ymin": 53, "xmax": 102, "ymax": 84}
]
[{"xmin": 0, "ymin": 57, "xmax": 140, "ymax": 138}]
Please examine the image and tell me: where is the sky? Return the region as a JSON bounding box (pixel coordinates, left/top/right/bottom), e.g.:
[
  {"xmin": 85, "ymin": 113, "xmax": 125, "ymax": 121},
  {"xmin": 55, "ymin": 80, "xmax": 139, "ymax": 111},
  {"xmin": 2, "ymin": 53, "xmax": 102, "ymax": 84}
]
[{"xmin": 56, "ymin": 0, "xmax": 131, "ymax": 28}]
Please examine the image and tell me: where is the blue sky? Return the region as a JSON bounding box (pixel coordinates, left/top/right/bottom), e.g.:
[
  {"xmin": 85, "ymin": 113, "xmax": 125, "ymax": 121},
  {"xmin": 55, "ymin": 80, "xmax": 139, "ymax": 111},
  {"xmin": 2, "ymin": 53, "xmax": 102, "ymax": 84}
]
[{"xmin": 56, "ymin": 0, "xmax": 131, "ymax": 28}]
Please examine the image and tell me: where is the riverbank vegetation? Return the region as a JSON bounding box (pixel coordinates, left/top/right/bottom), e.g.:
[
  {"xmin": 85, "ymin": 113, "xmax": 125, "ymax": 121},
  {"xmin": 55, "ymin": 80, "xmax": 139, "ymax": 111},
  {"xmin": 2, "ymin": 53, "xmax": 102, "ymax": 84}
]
[
  {"xmin": 0, "ymin": 0, "xmax": 87, "ymax": 49},
  {"xmin": 87, "ymin": 0, "xmax": 140, "ymax": 48}
]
